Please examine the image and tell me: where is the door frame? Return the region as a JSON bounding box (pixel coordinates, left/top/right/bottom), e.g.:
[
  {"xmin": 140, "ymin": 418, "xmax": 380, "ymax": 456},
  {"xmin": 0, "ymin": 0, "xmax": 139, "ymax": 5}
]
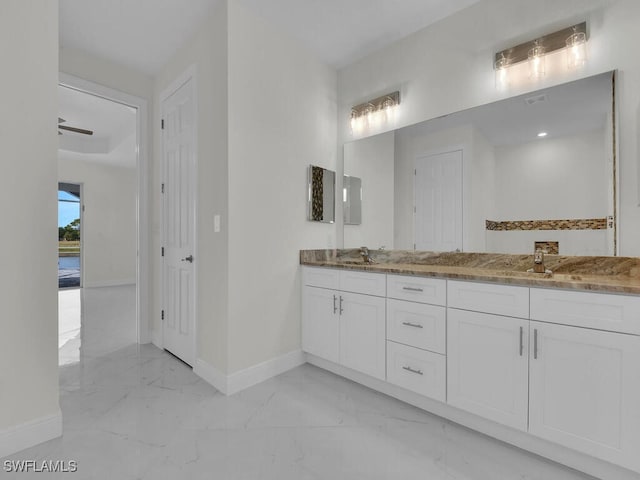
[
  {"xmin": 413, "ymin": 146, "xmax": 465, "ymax": 252},
  {"xmin": 158, "ymin": 65, "xmax": 198, "ymax": 362},
  {"xmin": 58, "ymin": 72, "xmax": 150, "ymax": 344}
]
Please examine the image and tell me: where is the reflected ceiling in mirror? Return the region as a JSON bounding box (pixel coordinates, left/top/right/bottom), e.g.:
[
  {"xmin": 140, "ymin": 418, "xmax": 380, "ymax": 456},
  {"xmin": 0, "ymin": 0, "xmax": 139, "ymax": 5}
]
[{"xmin": 342, "ymin": 71, "xmax": 616, "ymax": 256}]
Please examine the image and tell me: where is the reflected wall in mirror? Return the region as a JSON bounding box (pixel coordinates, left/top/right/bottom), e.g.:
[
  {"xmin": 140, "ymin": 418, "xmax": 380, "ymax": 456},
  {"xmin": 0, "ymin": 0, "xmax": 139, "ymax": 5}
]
[
  {"xmin": 343, "ymin": 175, "xmax": 362, "ymax": 225},
  {"xmin": 307, "ymin": 165, "xmax": 336, "ymax": 223},
  {"xmin": 343, "ymin": 71, "xmax": 616, "ymax": 256}
]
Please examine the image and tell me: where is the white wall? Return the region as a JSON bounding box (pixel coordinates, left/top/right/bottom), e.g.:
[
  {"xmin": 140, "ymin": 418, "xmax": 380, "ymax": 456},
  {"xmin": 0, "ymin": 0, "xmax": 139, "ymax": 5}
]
[
  {"xmin": 226, "ymin": 1, "xmax": 337, "ymax": 373},
  {"xmin": 58, "ymin": 157, "xmax": 137, "ymax": 287},
  {"xmin": 154, "ymin": 2, "xmax": 230, "ymax": 371},
  {"xmin": 343, "ymin": 131, "xmax": 394, "ymax": 249},
  {"xmin": 493, "ymin": 129, "xmax": 607, "ymax": 221},
  {"xmin": 338, "ymin": 0, "xmax": 640, "ymax": 256},
  {"xmin": 0, "ymin": 0, "xmax": 60, "ymax": 450}
]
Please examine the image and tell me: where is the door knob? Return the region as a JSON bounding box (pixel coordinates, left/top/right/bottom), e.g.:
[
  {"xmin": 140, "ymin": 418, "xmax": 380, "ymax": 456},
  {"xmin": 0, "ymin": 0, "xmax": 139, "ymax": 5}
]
[{"xmin": 182, "ymin": 255, "xmax": 194, "ymax": 263}]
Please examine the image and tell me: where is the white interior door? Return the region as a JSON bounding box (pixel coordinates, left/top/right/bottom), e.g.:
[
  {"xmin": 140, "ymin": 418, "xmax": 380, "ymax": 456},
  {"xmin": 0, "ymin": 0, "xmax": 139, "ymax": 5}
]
[
  {"xmin": 414, "ymin": 150, "xmax": 463, "ymax": 252},
  {"xmin": 162, "ymin": 77, "xmax": 196, "ymax": 366}
]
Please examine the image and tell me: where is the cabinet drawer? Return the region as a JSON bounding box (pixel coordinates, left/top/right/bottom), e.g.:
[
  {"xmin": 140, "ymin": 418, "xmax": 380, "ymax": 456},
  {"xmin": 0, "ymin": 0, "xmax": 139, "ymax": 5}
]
[
  {"xmin": 302, "ymin": 267, "xmax": 339, "ymax": 289},
  {"xmin": 387, "ymin": 275, "xmax": 446, "ymax": 305},
  {"xmin": 448, "ymin": 280, "xmax": 529, "ymax": 318},
  {"xmin": 339, "ymin": 270, "xmax": 386, "ymax": 297},
  {"xmin": 386, "ymin": 341, "xmax": 446, "ymax": 402},
  {"xmin": 530, "ymin": 288, "xmax": 640, "ymax": 335},
  {"xmin": 387, "ymin": 299, "xmax": 446, "ymax": 354}
]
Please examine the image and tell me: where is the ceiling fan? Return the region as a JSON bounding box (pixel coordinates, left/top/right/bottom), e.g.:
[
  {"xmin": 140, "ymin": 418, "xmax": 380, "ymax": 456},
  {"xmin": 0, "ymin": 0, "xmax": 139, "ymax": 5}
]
[{"xmin": 58, "ymin": 117, "xmax": 93, "ymax": 136}]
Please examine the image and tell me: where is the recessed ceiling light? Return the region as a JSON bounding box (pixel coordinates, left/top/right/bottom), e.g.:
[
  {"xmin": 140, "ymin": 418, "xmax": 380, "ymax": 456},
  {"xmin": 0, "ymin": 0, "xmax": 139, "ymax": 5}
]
[{"xmin": 537, "ymin": 132, "xmax": 548, "ymax": 137}]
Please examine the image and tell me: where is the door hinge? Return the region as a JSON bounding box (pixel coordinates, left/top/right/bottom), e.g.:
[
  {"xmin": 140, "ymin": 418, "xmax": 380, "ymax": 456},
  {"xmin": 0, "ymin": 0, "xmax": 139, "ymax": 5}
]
[
  {"xmin": 161, "ymin": 310, "xmax": 165, "ymax": 320},
  {"xmin": 161, "ymin": 119, "xmax": 165, "ymax": 130},
  {"xmin": 161, "ymin": 247, "xmax": 165, "ymax": 257},
  {"xmin": 161, "ymin": 183, "xmax": 165, "ymax": 194}
]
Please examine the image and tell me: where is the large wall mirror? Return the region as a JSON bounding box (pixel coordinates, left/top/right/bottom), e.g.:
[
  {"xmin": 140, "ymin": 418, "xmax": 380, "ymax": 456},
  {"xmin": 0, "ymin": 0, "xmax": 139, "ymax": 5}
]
[{"xmin": 342, "ymin": 71, "xmax": 617, "ymax": 256}]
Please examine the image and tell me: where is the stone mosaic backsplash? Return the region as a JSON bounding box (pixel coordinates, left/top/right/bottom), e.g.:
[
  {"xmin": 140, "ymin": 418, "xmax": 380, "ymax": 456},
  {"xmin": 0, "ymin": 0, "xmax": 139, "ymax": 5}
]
[{"xmin": 485, "ymin": 218, "xmax": 607, "ymax": 231}]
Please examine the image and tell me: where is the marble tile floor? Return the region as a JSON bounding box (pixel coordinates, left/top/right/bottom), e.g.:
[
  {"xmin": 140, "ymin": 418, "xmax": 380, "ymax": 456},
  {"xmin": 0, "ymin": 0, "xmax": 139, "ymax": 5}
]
[
  {"xmin": 58, "ymin": 285, "xmax": 137, "ymax": 366},
  {"xmin": 2, "ymin": 343, "xmax": 595, "ymax": 480}
]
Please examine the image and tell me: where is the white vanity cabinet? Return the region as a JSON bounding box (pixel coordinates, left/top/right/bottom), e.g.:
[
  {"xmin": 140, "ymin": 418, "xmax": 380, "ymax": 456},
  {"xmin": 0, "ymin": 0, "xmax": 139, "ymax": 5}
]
[
  {"xmin": 529, "ymin": 289, "xmax": 640, "ymax": 473},
  {"xmin": 302, "ymin": 267, "xmax": 386, "ymax": 380},
  {"xmin": 446, "ymin": 281, "xmax": 530, "ymax": 431},
  {"xmin": 301, "ymin": 264, "xmax": 640, "ymax": 477}
]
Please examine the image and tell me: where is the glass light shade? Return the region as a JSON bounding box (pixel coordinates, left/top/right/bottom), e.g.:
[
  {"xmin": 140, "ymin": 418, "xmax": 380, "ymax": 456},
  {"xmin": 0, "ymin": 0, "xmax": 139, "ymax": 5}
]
[
  {"xmin": 494, "ymin": 55, "xmax": 509, "ymax": 89},
  {"xmin": 350, "ymin": 110, "xmax": 358, "ymax": 134},
  {"xmin": 382, "ymin": 97, "xmax": 396, "ymax": 123},
  {"xmin": 566, "ymin": 31, "xmax": 587, "ymax": 69},
  {"xmin": 528, "ymin": 44, "xmax": 545, "ymax": 78}
]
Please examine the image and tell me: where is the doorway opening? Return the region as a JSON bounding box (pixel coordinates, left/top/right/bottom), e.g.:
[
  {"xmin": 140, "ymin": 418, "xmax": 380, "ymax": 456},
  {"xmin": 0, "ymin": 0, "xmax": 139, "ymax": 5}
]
[
  {"xmin": 57, "ymin": 74, "xmax": 149, "ymax": 365},
  {"xmin": 58, "ymin": 182, "xmax": 82, "ymax": 289}
]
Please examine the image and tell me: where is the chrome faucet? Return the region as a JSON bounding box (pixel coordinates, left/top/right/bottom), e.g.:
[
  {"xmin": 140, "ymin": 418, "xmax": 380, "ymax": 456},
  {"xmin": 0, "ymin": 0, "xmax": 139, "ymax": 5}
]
[
  {"xmin": 360, "ymin": 246, "xmax": 374, "ymax": 264},
  {"xmin": 527, "ymin": 247, "xmax": 552, "ymax": 275},
  {"xmin": 533, "ymin": 248, "xmax": 545, "ymax": 273}
]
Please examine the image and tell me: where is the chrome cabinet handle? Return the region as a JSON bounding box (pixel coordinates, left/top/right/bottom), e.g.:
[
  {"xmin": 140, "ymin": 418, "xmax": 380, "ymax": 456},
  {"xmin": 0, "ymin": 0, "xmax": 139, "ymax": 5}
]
[
  {"xmin": 339, "ymin": 296, "xmax": 344, "ymax": 315},
  {"xmin": 402, "ymin": 322, "xmax": 423, "ymax": 329},
  {"xmin": 519, "ymin": 326, "xmax": 524, "ymax": 357},
  {"xmin": 402, "ymin": 366, "xmax": 423, "ymax": 375},
  {"xmin": 181, "ymin": 255, "xmax": 194, "ymax": 263},
  {"xmin": 534, "ymin": 328, "xmax": 538, "ymax": 359},
  {"xmin": 333, "ymin": 295, "xmax": 337, "ymax": 314},
  {"xmin": 402, "ymin": 286, "xmax": 423, "ymax": 292}
]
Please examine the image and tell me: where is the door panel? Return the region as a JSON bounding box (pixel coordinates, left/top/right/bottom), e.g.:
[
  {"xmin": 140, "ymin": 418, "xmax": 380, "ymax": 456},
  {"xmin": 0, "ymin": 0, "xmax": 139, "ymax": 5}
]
[
  {"xmin": 339, "ymin": 292, "xmax": 386, "ymax": 380},
  {"xmin": 415, "ymin": 150, "xmax": 463, "ymax": 252},
  {"xmin": 302, "ymin": 286, "xmax": 339, "ymax": 363},
  {"xmin": 529, "ymin": 322, "xmax": 640, "ymax": 472},
  {"xmin": 162, "ymin": 77, "xmax": 196, "ymax": 366},
  {"xmin": 447, "ymin": 308, "xmax": 529, "ymax": 431}
]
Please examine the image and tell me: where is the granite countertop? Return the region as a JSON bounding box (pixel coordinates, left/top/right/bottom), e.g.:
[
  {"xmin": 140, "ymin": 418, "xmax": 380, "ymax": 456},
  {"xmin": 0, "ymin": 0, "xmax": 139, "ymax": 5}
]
[{"xmin": 300, "ymin": 249, "xmax": 640, "ymax": 295}]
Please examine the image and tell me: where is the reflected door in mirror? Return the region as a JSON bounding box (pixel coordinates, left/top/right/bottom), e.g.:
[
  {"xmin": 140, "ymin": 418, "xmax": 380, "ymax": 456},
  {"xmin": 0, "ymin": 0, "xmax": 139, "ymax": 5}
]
[{"xmin": 415, "ymin": 150, "xmax": 463, "ymax": 252}]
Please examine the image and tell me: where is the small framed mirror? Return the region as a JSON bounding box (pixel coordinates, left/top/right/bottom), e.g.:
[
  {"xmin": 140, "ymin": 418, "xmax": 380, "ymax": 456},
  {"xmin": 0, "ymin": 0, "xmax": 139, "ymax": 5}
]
[
  {"xmin": 307, "ymin": 165, "xmax": 336, "ymax": 223},
  {"xmin": 343, "ymin": 175, "xmax": 362, "ymax": 225}
]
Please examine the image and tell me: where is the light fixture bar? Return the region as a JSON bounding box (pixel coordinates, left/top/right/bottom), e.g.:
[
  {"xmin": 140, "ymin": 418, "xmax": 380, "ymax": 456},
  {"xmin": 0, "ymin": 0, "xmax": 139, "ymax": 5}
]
[
  {"xmin": 351, "ymin": 91, "xmax": 400, "ymax": 117},
  {"xmin": 494, "ymin": 22, "xmax": 587, "ymax": 69}
]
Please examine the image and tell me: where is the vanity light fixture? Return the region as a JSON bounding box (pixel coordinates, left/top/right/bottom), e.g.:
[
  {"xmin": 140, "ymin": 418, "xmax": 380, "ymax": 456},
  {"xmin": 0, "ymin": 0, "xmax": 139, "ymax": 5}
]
[
  {"xmin": 494, "ymin": 22, "xmax": 588, "ymax": 86},
  {"xmin": 350, "ymin": 91, "xmax": 400, "ymax": 135}
]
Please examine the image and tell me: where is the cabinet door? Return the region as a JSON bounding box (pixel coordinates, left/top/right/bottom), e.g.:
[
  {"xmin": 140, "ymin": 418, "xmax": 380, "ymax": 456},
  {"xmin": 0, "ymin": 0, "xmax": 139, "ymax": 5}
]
[
  {"xmin": 529, "ymin": 321, "xmax": 640, "ymax": 472},
  {"xmin": 447, "ymin": 308, "xmax": 529, "ymax": 431},
  {"xmin": 302, "ymin": 286, "xmax": 339, "ymax": 363},
  {"xmin": 339, "ymin": 292, "xmax": 386, "ymax": 380}
]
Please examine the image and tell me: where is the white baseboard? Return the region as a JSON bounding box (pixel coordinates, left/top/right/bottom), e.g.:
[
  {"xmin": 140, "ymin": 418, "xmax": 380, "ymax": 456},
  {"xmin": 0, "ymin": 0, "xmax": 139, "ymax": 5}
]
[
  {"xmin": 83, "ymin": 280, "xmax": 136, "ymax": 289},
  {"xmin": 194, "ymin": 350, "xmax": 305, "ymax": 396},
  {"xmin": 0, "ymin": 411, "xmax": 62, "ymax": 459},
  {"xmin": 194, "ymin": 359, "xmax": 229, "ymax": 394}
]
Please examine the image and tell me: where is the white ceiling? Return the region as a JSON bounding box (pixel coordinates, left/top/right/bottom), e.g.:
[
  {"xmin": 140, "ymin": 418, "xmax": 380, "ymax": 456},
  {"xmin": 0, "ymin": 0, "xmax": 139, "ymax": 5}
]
[
  {"xmin": 59, "ymin": 0, "xmax": 221, "ymax": 75},
  {"xmin": 59, "ymin": 0, "xmax": 481, "ymax": 74},
  {"xmin": 236, "ymin": 0, "xmax": 482, "ymax": 68},
  {"xmin": 58, "ymin": 85, "xmax": 137, "ymax": 168},
  {"xmin": 399, "ymin": 72, "xmax": 612, "ymax": 147}
]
